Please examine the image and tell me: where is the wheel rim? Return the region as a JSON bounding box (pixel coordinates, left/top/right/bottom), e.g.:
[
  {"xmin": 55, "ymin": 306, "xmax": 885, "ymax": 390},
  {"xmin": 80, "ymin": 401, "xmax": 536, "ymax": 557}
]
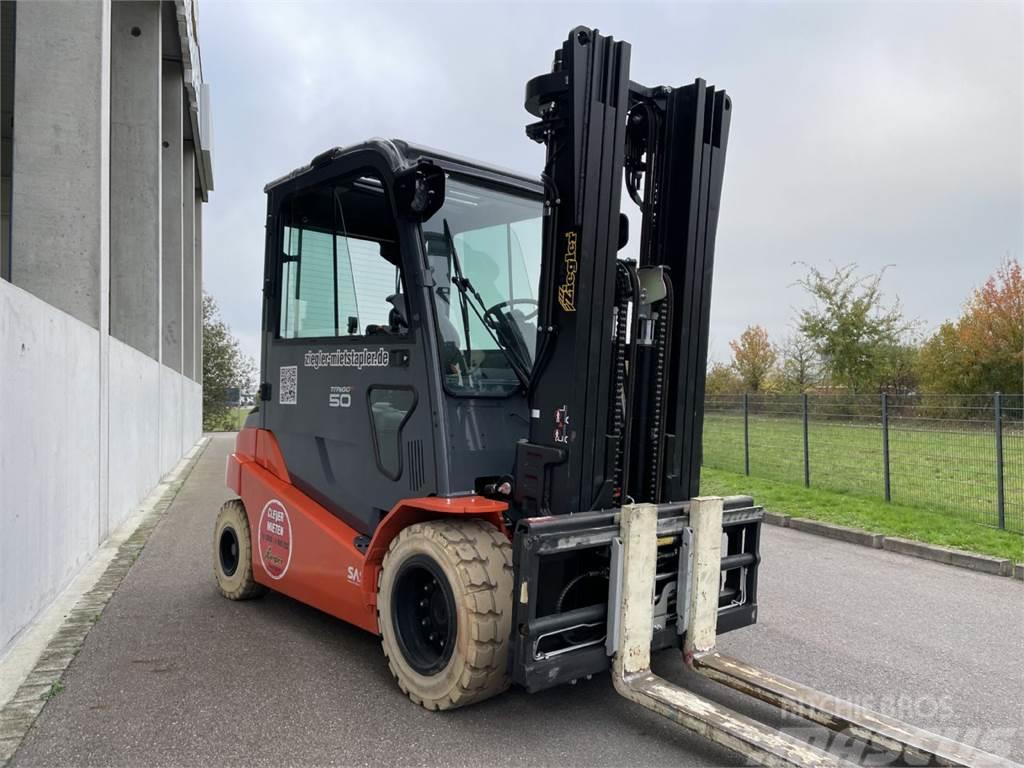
[
  {"xmin": 219, "ymin": 526, "xmax": 240, "ymax": 577},
  {"xmin": 391, "ymin": 554, "xmax": 456, "ymax": 675}
]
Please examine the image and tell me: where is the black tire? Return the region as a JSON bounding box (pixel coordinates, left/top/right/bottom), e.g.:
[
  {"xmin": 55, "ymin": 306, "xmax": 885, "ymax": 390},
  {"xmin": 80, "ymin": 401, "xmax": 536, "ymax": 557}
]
[
  {"xmin": 213, "ymin": 499, "xmax": 267, "ymax": 600},
  {"xmin": 377, "ymin": 519, "xmax": 513, "ymax": 710}
]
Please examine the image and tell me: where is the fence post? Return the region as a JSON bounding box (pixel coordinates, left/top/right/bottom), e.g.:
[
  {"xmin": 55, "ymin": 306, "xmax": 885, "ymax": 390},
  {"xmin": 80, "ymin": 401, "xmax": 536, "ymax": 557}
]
[
  {"xmin": 802, "ymin": 393, "xmax": 810, "ymax": 487},
  {"xmin": 743, "ymin": 393, "xmax": 750, "ymax": 476},
  {"xmin": 995, "ymin": 392, "xmax": 1005, "ymax": 530},
  {"xmin": 881, "ymin": 392, "xmax": 891, "ymax": 502}
]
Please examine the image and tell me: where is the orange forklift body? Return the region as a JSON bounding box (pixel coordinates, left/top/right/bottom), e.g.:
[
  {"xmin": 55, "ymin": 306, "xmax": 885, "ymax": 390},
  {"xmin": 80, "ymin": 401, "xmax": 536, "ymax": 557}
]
[{"xmin": 226, "ymin": 427, "xmax": 508, "ymax": 634}]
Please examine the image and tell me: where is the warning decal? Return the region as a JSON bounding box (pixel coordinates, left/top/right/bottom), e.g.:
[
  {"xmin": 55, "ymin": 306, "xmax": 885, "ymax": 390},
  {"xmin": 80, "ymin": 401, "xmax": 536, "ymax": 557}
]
[{"xmin": 258, "ymin": 499, "xmax": 292, "ymax": 580}]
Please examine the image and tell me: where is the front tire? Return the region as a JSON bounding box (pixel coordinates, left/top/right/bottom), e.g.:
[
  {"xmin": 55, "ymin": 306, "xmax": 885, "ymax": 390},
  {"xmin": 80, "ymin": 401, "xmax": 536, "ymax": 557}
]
[
  {"xmin": 377, "ymin": 519, "xmax": 513, "ymax": 710},
  {"xmin": 213, "ymin": 499, "xmax": 267, "ymax": 600}
]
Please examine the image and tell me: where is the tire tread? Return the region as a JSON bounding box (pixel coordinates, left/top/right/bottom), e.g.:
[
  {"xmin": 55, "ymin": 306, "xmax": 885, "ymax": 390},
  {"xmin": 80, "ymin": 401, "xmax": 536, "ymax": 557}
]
[
  {"xmin": 378, "ymin": 518, "xmax": 513, "ymax": 710},
  {"xmin": 213, "ymin": 499, "xmax": 267, "ymax": 601}
]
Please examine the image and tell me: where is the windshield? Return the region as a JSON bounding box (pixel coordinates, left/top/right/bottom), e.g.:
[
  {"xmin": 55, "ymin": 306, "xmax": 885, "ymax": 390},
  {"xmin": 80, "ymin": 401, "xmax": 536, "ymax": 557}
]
[{"xmin": 422, "ymin": 177, "xmax": 543, "ymax": 396}]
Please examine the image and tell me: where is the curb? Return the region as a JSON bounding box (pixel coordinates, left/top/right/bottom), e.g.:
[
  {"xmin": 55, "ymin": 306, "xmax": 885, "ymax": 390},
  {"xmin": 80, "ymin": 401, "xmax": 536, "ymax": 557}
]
[
  {"xmin": 0, "ymin": 437, "xmax": 210, "ymax": 768},
  {"xmin": 789, "ymin": 518, "xmax": 884, "ymax": 549},
  {"xmin": 763, "ymin": 511, "xmax": 790, "ymax": 527},
  {"xmin": 761, "ymin": 510, "xmax": 1019, "ymax": 580},
  {"xmin": 882, "ymin": 538, "xmax": 1012, "ymax": 577}
]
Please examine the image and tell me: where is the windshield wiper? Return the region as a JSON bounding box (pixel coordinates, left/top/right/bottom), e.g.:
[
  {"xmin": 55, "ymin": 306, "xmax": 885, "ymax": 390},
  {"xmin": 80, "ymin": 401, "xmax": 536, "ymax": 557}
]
[{"xmin": 443, "ymin": 219, "xmax": 531, "ymax": 388}]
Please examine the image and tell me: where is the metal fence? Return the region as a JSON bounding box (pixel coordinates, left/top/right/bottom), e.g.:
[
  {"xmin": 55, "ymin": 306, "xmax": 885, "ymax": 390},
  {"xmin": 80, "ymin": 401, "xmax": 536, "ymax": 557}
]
[{"xmin": 702, "ymin": 393, "xmax": 1024, "ymax": 534}]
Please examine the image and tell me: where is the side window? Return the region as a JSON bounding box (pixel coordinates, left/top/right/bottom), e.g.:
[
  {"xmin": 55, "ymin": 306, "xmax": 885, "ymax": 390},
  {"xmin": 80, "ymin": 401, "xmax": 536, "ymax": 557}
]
[
  {"xmin": 339, "ymin": 237, "xmax": 403, "ymax": 336},
  {"xmin": 279, "ymin": 228, "xmax": 339, "ymax": 339},
  {"xmin": 368, "ymin": 387, "xmax": 416, "ymax": 478},
  {"xmin": 278, "ymin": 172, "xmax": 407, "ymax": 340}
]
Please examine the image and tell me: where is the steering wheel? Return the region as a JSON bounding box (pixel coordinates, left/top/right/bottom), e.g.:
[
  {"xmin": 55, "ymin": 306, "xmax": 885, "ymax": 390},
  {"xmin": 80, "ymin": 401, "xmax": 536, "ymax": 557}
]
[{"xmin": 483, "ymin": 298, "xmax": 540, "ymax": 327}]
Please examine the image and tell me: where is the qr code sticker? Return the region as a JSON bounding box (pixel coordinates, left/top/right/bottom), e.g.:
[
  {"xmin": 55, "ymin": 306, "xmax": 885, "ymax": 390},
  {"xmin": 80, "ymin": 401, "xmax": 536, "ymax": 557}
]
[{"xmin": 279, "ymin": 366, "xmax": 298, "ymax": 405}]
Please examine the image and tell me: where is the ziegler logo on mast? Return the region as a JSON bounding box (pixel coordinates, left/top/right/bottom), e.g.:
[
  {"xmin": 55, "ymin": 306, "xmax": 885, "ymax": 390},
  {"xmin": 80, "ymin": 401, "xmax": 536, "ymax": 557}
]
[{"xmin": 557, "ymin": 230, "xmax": 579, "ymax": 312}]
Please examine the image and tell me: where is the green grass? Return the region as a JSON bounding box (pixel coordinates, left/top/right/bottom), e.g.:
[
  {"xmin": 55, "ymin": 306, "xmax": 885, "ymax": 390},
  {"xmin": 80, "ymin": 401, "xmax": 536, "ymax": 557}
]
[
  {"xmin": 229, "ymin": 407, "xmax": 250, "ymax": 430},
  {"xmin": 701, "ymin": 466, "xmax": 1024, "ymax": 563},
  {"xmin": 42, "ymin": 681, "xmax": 64, "ymax": 700},
  {"xmin": 205, "ymin": 407, "xmax": 251, "ymax": 432},
  {"xmin": 702, "ymin": 413, "xmax": 1024, "ymax": 534}
]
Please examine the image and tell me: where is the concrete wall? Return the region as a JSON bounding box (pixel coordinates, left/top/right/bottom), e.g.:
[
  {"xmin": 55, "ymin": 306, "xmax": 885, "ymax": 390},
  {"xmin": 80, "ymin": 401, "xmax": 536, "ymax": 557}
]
[
  {"xmin": 1, "ymin": 3, "xmax": 13, "ymax": 281},
  {"xmin": 194, "ymin": 195, "xmax": 203, "ymax": 381},
  {"xmin": 182, "ymin": 143, "xmax": 196, "ymax": 379},
  {"xmin": 10, "ymin": 1, "xmax": 105, "ymax": 328},
  {"xmin": 0, "ymin": 0, "xmax": 211, "ymax": 657},
  {"xmin": 0, "ymin": 281, "xmax": 202, "ymax": 653},
  {"xmin": 109, "ymin": 1, "xmax": 162, "ymax": 358},
  {"xmin": 0, "ymin": 283, "xmax": 100, "ymax": 647},
  {"xmin": 108, "ymin": 338, "xmax": 161, "ymax": 531},
  {"xmin": 159, "ymin": 365, "xmax": 183, "ymax": 473},
  {"xmin": 183, "ymin": 378, "xmax": 203, "ymax": 448},
  {"xmin": 161, "ymin": 60, "xmax": 184, "ymax": 373}
]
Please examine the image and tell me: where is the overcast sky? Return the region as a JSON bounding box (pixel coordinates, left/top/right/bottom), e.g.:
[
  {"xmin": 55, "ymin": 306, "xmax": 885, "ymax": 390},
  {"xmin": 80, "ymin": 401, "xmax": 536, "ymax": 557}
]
[{"xmin": 199, "ymin": 1, "xmax": 1022, "ymax": 366}]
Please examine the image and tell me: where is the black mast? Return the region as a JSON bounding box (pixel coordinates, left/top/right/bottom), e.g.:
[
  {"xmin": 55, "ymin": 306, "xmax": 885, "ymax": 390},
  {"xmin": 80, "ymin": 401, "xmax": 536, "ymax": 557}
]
[{"xmin": 514, "ymin": 26, "xmax": 732, "ymax": 517}]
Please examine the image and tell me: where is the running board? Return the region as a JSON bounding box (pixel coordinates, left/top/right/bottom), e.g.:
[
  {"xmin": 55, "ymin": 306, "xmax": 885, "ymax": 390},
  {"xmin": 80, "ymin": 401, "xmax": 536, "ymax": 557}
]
[{"xmin": 612, "ymin": 501, "xmax": 1021, "ymax": 768}]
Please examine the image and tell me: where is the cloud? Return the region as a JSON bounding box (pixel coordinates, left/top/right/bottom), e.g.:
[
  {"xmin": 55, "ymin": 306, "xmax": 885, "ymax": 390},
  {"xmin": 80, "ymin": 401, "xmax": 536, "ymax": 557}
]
[{"xmin": 198, "ymin": 1, "xmax": 1022, "ymax": 368}]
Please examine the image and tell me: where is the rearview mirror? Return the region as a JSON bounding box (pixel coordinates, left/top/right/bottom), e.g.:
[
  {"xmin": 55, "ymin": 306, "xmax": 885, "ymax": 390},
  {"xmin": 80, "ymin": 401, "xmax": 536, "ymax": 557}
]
[{"xmin": 394, "ymin": 162, "xmax": 445, "ymax": 221}]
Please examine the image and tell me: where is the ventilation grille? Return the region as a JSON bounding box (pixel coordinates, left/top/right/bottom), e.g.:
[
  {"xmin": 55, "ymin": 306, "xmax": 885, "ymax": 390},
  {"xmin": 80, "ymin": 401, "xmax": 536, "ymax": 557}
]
[{"xmin": 407, "ymin": 440, "xmax": 425, "ymax": 491}]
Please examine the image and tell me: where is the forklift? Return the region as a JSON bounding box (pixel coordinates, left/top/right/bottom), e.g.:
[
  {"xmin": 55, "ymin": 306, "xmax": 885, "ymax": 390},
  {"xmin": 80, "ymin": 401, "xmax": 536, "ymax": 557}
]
[{"xmin": 215, "ymin": 27, "xmax": 1014, "ymax": 767}]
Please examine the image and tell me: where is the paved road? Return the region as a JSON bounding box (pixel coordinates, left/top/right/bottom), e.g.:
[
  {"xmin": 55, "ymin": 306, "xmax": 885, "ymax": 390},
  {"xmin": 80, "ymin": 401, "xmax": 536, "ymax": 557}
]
[{"xmin": 12, "ymin": 435, "xmax": 1024, "ymax": 766}]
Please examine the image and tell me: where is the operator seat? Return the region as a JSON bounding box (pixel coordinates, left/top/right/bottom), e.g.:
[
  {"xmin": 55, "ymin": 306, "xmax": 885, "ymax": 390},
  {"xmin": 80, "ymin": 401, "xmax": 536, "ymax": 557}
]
[
  {"xmin": 386, "ymin": 294, "xmax": 408, "ymax": 332},
  {"xmin": 365, "ymin": 241, "xmax": 409, "ymax": 336}
]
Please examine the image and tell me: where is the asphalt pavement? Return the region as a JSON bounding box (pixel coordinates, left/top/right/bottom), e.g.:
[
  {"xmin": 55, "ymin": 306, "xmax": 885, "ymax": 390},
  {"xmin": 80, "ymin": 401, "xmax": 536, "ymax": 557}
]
[{"xmin": 10, "ymin": 434, "xmax": 1024, "ymax": 766}]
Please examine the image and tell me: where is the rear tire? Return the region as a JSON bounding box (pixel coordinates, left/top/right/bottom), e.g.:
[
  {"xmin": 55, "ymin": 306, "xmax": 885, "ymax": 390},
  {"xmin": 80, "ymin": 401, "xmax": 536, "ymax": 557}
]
[
  {"xmin": 377, "ymin": 518, "xmax": 513, "ymax": 710},
  {"xmin": 213, "ymin": 499, "xmax": 267, "ymax": 600}
]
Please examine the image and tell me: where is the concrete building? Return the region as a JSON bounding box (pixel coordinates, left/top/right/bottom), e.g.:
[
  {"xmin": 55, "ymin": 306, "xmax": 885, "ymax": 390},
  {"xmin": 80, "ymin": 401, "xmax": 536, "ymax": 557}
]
[{"xmin": 0, "ymin": 0, "xmax": 212, "ymax": 655}]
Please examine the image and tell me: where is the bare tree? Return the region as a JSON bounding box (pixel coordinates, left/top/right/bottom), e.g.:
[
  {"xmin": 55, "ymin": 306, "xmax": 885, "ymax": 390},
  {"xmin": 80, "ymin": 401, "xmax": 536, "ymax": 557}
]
[{"xmin": 778, "ymin": 333, "xmax": 819, "ymax": 392}]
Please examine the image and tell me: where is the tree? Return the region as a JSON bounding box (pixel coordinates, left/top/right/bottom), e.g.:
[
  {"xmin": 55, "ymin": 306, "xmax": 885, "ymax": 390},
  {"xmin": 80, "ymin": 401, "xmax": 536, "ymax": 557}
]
[
  {"xmin": 776, "ymin": 334, "xmax": 819, "ymax": 393},
  {"xmin": 876, "ymin": 342, "xmax": 919, "ymax": 394},
  {"xmin": 202, "ymin": 293, "xmax": 255, "ymax": 430},
  {"xmin": 705, "ymin": 361, "xmax": 744, "ymax": 395},
  {"xmin": 796, "ymin": 264, "xmax": 915, "ymax": 392},
  {"xmin": 916, "ymin": 322, "xmax": 969, "ymax": 393},
  {"xmin": 917, "ymin": 259, "xmax": 1023, "ymax": 394},
  {"xmin": 729, "ymin": 325, "xmax": 777, "ymax": 392}
]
